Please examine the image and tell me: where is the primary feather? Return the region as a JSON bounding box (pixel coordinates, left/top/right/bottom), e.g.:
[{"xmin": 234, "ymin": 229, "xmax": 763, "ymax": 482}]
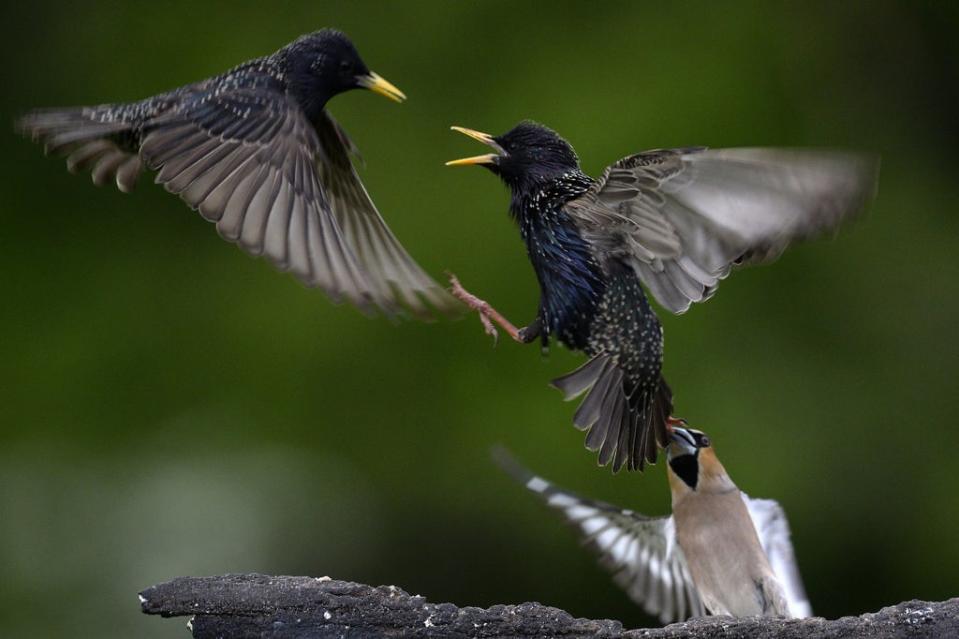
[
  {"xmin": 458, "ymin": 121, "xmax": 878, "ymax": 471},
  {"xmin": 18, "ymin": 30, "xmax": 458, "ymax": 319}
]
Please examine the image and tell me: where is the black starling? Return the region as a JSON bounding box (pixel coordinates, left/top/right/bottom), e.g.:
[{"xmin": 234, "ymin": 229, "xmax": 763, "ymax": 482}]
[
  {"xmin": 447, "ymin": 122, "xmax": 878, "ymax": 472},
  {"xmin": 17, "ymin": 29, "xmax": 457, "ymax": 318}
]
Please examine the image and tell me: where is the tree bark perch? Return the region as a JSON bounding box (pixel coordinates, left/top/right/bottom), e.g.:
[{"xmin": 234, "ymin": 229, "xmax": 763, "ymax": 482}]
[{"xmin": 139, "ymin": 573, "xmax": 957, "ymax": 638}]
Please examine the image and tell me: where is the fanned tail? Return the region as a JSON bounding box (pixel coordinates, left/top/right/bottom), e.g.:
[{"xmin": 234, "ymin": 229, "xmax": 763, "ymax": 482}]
[{"xmin": 553, "ymin": 355, "xmax": 672, "ymax": 472}]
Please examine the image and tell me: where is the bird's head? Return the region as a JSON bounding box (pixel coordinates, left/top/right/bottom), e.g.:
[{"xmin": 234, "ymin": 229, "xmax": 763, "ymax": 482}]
[
  {"xmin": 446, "ymin": 121, "xmax": 581, "ymax": 189},
  {"xmin": 666, "ymin": 422, "xmax": 735, "ymax": 498},
  {"xmin": 283, "ymin": 29, "xmax": 405, "ymax": 115}
]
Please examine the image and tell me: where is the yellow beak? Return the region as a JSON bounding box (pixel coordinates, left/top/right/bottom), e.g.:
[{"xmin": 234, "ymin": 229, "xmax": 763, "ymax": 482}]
[
  {"xmin": 446, "ymin": 126, "xmax": 503, "ymax": 166},
  {"xmin": 358, "ymin": 71, "xmax": 406, "ymax": 103}
]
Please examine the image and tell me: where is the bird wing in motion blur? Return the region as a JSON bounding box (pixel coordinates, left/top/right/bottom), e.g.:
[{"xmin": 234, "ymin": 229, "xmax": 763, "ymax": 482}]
[
  {"xmin": 18, "ymin": 80, "xmax": 458, "ymax": 319},
  {"xmin": 567, "ymin": 147, "xmax": 880, "ymax": 313},
  {"xmin": 552, "ymin": 147, "xmax": 877, "ymax": 470},
  {"xmin": 742, "ymin": 495, "xmax": 812, "ymax": 619},
  {"xmin": 314, "ymin": 112, "xmax": 457, "ymax": 318},
  {"xmin": 494, "ymin": 448, "xmax": 706, "ymax": 623}
]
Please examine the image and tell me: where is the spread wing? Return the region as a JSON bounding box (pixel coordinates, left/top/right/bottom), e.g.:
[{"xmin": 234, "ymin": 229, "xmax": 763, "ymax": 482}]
[
  {"xmin": 494, "ymin": 449, "xmax": 705, "ymax": 623},
  {"xmin": 20, "ymin": 75, "xmax": 456, "ymax": 318},
  {"xmin": 743, "ymin": 495, "xmax": 812, "ymax": 618},
  {"xmin": 566, "ymin": 147, "xmax": 879, "ymax": 313},
  {"xmin": 314, "ymin": 112, "xmax": 460, "ymax": 318}
]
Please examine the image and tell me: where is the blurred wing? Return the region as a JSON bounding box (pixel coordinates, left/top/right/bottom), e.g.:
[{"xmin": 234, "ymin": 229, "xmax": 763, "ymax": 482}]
[
  {"xmin": 314, "ymin": 112, "xmax": 461, "ymax": 319},
  {"xmin": 567, "ymin": 147, "xmax": 879, "ymax": 313},
  {"xmin": 494, "ymin": 448, "xmax": 705, "ymax": 623},
  {"xmin": 17, "ymin": 107, "xmax": 147, "ymax": 193},
  {"xmin": 139, "ymin": 83, "xmax": 389, "ymax": 314},
  {"xmin": 743, "ymin": 495, "xmax": 812, "ymax": 618}
]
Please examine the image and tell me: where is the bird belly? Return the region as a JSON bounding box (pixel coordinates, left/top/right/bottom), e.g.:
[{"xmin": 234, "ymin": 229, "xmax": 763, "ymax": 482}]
[
  {"xmin": 524, "ymin": 215, "xmax": 605, "ymax": 351},
  {"xmin": 675, "ymin": 492, "xmax": 790, "ymax": 617},
  {"xmin": 584, "ymin": 268, "xmax": 664, "ymax": 389}
]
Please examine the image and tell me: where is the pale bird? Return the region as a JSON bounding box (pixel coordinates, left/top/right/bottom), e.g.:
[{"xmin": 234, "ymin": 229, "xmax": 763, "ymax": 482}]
[{"xmin": 496, "ymin": 424, "xmax": 811, "ymax": 623}]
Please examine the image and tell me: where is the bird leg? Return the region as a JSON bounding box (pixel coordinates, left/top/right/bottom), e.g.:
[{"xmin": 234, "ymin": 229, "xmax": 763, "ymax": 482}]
[
  {"xmin": 516, "ymin": 317, "xmax": 543, "ymax": 344},
  {"xmin": 448, "ymin": 273, "xmax": 523, "ymax": 345}
]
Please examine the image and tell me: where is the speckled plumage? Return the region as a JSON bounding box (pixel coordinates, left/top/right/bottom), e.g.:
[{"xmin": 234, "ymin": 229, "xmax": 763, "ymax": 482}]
[
  {"xmin": 18, "ymin": 30, "xmax": 457, "ymax": 319},
  {"xmin": 449, "ymin": 121, "xmax": 878, "ymax": 472},
  {"xmin": 512, "ymin": 172, "xmax": 602, "ymax": 349},
  {"xmin": 507, "ymin": 158, "xmax": 670, "ymax": 471}
]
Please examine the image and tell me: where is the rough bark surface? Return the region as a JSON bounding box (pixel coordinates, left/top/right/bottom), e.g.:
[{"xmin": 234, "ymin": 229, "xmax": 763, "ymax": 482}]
[{"xmin": 139, "ymin": 573, "xmax": 958, "ymax": 639}]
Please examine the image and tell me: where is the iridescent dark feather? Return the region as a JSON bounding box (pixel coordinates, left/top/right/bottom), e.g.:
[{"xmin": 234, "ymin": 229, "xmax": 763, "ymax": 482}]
[
  {"xmin": 17, "ymin": 30, "xmax": 458, "ymax": 319},
  {"xmin": 459, "ymin": 121, "xmax": 877, "ymax": 472}
]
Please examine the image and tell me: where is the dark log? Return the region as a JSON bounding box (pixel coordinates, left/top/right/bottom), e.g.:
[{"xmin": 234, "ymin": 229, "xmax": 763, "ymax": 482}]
[{"xmin": 139, "ymin": 573, "xmax": 958, "ymax": 639}]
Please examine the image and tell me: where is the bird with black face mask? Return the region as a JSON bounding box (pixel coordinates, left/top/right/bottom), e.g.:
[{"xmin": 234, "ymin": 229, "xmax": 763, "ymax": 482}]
[
  {"xmin": 17, "ymin": 29, "xmax": 457, "ymax": 318},
  {"xmin": 495, "ymin": 424, "xmax": 811, "ymax": 622},
  {"xmin": 448, "ymin": 122, "xmax": 878, "ymax": 471}
]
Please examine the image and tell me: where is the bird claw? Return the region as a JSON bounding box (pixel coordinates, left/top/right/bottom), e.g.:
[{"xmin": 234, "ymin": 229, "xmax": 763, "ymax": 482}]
[
  {"xmin": 448, "ymin": 272, "xmax": 499, "ymax": 345},
  {"xmin": 478, "ymin": 312, "xmax": 499, "ymax": 346},
  {"xmin": 666, "ymin": 416, "xmax": 687, "ymax": 434},
  {"xmin": 447, "ymin": 272, "xmax": 519, "ymax": 345}
]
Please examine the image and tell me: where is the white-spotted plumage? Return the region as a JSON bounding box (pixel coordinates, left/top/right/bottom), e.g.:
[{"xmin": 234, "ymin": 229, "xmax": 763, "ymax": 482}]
[
  {"xmin": 450, "ymin": 122, "xmax": 878, "ymax": 474},
  {"xmin": 17, "ymin": 30, "xmax": 458, "ymax": 320}
]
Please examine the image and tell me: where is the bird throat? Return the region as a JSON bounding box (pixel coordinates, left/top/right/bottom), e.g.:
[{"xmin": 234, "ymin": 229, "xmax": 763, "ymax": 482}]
[
  {"xmin": 512, "ymin": 174, "xmax": 606, "ymax": 350},
  {"xmin": 669, "ymin": 454, "xmax": 699, "ymax": 490}
]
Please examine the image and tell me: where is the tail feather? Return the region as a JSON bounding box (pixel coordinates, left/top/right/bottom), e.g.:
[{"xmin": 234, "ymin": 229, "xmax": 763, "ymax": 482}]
[
  {"xmin": 17, "ymin": 108, "xmax": 144, "ymax": 193},
  {"xmin": 553, "ymin": 356, "xmax": 673, "ymax": 472},
  {"xmin": 553, "ymin": 356, "xmax": 608, "ymax": 399}
]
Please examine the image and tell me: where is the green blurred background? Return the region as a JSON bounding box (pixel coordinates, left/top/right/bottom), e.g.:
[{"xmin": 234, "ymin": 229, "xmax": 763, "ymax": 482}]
[{"xmin": 1, "ymin": 1, "xmax": 957, "ymax": 637}]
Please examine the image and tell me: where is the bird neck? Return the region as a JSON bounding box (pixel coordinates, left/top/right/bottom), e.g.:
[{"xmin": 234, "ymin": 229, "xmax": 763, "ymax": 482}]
[
  {"xmin": 507, "ymin": 169, "xmax": 591, "ymax": 215},
  {"xmin": 274, "ymin": 50, "xmax": 337, "ymax": 121},
  {"xmin": 512, "ymin": 172, "xmax": 605, "ymax": 348},
  {"xmin": 668, "ymin": 453, "xmax": 738, "ymax": 505}
]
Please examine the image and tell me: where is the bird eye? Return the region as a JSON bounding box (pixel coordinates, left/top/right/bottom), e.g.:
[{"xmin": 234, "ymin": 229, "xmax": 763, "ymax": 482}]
[
  {"xmin": 340, "ymin": 60, "xmax": 351, "ymax": 72},
  {"xmin": 699, "ymin": 436, "xmax": 711, "ymax": 448}
]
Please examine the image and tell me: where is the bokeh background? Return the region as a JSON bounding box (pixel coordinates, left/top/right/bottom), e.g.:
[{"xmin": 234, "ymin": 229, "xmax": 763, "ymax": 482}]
[{"xmin": 2, "ymin": 1, "xmax": 957, "ymax": 637}]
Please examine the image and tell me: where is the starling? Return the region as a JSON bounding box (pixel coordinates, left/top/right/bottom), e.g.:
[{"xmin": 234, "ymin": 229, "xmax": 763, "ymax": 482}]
[
  {"xmin": 17, "ymin": 29, "xmax": 457, "ymax": 318},
  {"xmin": 448, "ymin": 122, "xmax": 878, "ymax": 471}
]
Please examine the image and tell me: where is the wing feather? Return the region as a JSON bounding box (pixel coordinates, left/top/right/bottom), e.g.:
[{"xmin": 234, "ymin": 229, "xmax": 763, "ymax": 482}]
[
  {"xmin": 743, "ymin": 495, "xmax": 812, "ymax": 618},
  {"xmin": 314, "ymin": 112, "xmax": 460, "ymax": 319},
  {"xmin": 568, "ymin": 147, "xmax": 879, "ymax": 313},
  {"xmin": 139, "ymin": 87, "xmax": 384, "ymax": 313},
  {"xmin": 494, "ymin": 449, "xmax": 705, "ymax": 623},
  {"xmin": 19, "ymin": 75, "xmax": 460, "ymax": 320}
]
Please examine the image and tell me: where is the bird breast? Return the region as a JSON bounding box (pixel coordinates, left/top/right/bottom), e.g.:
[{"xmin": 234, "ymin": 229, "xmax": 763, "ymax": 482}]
[
  {"xmin": 521, "ymin": 208, "xmax": 606, "ymax": 349},
  {"xmin": 673, "ymin": 489, "xmax": 790, "ymax": 617}
]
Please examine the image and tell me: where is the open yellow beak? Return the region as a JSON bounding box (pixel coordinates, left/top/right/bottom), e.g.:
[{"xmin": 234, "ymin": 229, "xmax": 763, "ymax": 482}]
[
  {"xmin": 358, "ymin": 71, "xmax": 406, "ymax": 103},
  {"xmin": 446, "ymin": 126, "xmax": 503, "ymax": 166}
]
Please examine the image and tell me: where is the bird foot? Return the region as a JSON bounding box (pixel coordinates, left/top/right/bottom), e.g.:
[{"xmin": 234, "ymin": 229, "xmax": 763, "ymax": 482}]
[
  {"xmin": 666, "ymin": 416, "xmax": 687, "ymax": 434},
  {"xmin": 447, "ymin": 272, "xmax": 522, "ymax": 346}
]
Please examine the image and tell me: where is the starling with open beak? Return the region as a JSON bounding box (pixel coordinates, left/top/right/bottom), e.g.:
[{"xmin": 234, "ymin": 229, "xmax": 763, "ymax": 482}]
[
  {"xmin": 495, "ymin": 425, "xmax": 812, "ymax": 622},
  {"xmin": 18, "ymin": 29, "xmax": 457, "ymax": 318},
  {"xmin": 449, "ymin": 122, "xmax": 878, "ymax": 470}
]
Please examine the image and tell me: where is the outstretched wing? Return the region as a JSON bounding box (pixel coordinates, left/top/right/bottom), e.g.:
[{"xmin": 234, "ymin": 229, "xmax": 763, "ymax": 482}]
[
  {"xmin": 139, "ymin": 81, "xmax": 395, "ymax": 314},
  {"xmin": 743, "ymin": 495, "xmax": 812, "ymax": 619},
  {"xmin": 19, "ymin": 70, "xmax": 456, "ymax": 319},
  {"xmin": 314, "ymin": 112, "xmax": 460, "ymax": 319},
  {"xmin": 567, "ymin": 147, "xmax": 879, "ymax": 313},
  {"xmin": 494, "ymin": 448, "xmax": 705, "ymax": 623}
]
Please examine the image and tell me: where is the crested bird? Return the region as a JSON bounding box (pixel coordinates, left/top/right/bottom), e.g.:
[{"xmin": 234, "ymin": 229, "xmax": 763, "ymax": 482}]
[
  {"xmin": 17, "ymin": 29, "xmax": 457, "ymax": 318},
  {"xmin": 495, "ymin": 424, "xmax": 812, "ymax": 623},
  {"xmin": 448, "ymin": 122, "xmax": 878, "ymax": 471}
]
